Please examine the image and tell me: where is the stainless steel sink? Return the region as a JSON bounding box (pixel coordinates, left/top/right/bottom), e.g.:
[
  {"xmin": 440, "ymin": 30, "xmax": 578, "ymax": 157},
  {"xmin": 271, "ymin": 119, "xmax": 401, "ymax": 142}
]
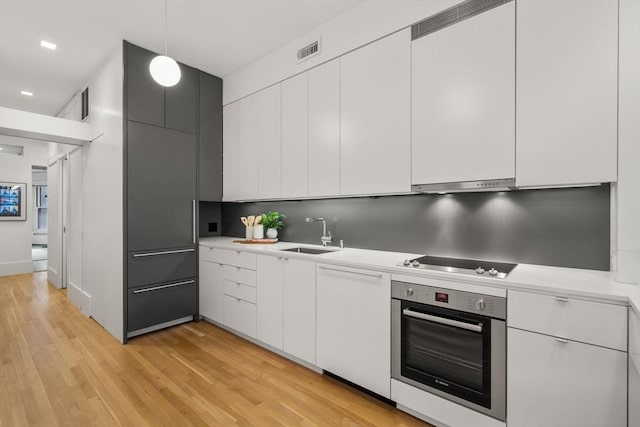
[{"xmin": 280, "ymin": 247, "xmax": 335, "ymax": 255}]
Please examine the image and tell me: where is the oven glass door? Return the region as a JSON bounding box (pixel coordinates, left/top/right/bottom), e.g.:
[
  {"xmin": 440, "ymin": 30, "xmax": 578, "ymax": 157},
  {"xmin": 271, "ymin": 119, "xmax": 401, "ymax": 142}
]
[{"xmin": 401, "ymin": 300, "xmax": 491, "ymax": 408}]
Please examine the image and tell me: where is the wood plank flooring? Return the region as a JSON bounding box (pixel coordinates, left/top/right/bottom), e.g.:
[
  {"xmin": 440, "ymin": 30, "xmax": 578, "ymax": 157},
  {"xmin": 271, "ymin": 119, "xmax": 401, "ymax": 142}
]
[{"xmin": 0, "ymin": 272, "xmax": 430, "ymax": 426}]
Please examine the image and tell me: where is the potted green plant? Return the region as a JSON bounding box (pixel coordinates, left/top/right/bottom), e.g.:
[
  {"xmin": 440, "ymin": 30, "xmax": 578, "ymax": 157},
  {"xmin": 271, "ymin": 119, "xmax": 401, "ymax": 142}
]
[{"xmin": 261, "ymin": 211, "xmax": 286, "ymax": 239}]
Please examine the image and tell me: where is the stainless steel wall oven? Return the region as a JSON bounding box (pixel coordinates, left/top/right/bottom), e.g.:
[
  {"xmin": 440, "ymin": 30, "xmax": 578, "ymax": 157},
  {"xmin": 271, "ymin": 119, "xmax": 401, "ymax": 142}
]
[{"xmin": 391, "ymin": 280, "xmax": 507, "ymax": 421}]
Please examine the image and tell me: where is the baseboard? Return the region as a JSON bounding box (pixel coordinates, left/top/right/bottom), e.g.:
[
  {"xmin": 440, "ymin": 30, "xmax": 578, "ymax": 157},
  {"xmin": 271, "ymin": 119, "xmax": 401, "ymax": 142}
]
[
  {"xmin": 67, "ymin": 281, "xmax": 91, "ymax": 316},
  {"xmin": 200, "ymin": 316, "xmax": 322, "ymax": 374},
  {"xmin": 47, "ymin": 267, "xmax": 61, "ymax": 288},
  {"xmin": 0, "ymin": 260, "xmax": 33, "ymax": 277}
]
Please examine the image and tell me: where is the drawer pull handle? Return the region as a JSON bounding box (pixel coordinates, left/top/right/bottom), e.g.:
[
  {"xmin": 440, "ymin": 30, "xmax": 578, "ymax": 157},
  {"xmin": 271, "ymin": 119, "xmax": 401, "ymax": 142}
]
[
  {"xmin": 133, "ymin": 280, "xmax": 195, "ymax": 294},
  {"xmin": 133, "ymin": 248, "xmax": 194, "ymax": 258},
  {"xmin": 318, "ymin": 266, "xmax": 383, "ymax": 278},
  {"xmin": 278, "ymin": 256, "xmax": 289, "ymax": 261},
  {"xmin": 555, "ymin": 296, "xmax": 569, "ymax": 303},
  {"xmin": 555, "ymin": 338, "xmax": 569, "ymax": 344}
]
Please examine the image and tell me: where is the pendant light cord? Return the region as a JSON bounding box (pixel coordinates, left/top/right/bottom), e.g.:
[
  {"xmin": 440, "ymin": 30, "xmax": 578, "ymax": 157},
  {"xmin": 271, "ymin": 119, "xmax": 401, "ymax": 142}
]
[{"xmin": 164, "ymin": 0, "xmax": 168, "ymax": 56}]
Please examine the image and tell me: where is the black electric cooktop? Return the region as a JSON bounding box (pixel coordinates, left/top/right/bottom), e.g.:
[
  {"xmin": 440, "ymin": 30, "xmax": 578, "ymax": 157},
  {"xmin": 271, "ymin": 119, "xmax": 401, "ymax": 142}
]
[{"xmin": 398, "ymin": 255, "xmax": 518, "ymax": 279}]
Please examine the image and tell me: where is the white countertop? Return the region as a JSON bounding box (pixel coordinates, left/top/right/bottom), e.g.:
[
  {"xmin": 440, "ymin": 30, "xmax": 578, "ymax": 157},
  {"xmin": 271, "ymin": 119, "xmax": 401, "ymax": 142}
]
[{"xmin": 199, "ymin": 236, "xmax": 640, "ymax": 313}]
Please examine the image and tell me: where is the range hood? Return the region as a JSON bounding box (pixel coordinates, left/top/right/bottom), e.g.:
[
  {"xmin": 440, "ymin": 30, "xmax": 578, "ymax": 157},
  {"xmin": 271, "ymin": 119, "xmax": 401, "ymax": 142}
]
[{"xmin": 411, "ymin": 178, "xmax": 516, "ymax": 193}]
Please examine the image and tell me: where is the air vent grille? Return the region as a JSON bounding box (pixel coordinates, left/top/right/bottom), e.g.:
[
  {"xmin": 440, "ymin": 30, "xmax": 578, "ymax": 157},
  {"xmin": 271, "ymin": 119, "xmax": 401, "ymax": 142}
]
[
  {"xmin": 412, "ymin": 0, "xmax": 512, "ymax": 41},
  {"xmin": 81, "ymin": 87, "xmax": 89, "ymax": 121},
  {"xmin": 297, "ymin": 40, "xmax": 320, "ymax": 62}
]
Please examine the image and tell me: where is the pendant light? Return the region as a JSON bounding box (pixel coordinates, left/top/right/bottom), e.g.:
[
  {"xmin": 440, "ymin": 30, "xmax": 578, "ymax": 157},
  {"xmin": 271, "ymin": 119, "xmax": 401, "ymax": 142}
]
[{"xmin": 149, "ymin": 0, "xmax": 181, "ymax": 87}]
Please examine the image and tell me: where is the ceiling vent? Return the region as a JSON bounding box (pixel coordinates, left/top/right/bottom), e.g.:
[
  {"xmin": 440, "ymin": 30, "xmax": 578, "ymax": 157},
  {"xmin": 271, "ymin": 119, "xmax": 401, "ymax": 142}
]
[
  {"xmin": 297, "ymin": 39, "xmax": 321, "ymax": 63},
  {"xmin": 412, "ymin": 0, "xmax": 512, "ymax": 41},
  {"xmin": 81, "ymin": 87, "xmax": 90, "ymax": 121}
]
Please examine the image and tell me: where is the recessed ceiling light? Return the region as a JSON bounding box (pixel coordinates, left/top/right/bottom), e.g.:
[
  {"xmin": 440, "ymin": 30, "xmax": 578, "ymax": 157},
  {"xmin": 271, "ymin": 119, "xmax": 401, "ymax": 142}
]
[
  {"xmin": 21, "ymin": 91, "xmax": 33, "ymax": 96},
  {"xmin": 40, "ymin": 40, "xmax": 56, "ymax": 50}
]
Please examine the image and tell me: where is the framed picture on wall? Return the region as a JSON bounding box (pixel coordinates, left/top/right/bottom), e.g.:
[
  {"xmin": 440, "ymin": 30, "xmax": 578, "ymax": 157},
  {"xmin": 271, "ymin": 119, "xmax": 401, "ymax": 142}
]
[{"xmin": 0, "ymin": 182, "xmax": 27, "ymax": 221}]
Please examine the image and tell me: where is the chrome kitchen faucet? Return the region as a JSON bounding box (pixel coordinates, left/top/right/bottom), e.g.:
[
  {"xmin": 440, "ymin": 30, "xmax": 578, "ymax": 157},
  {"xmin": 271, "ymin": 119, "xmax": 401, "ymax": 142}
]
[{"xmin": 305, "ymin": 217, "xmax": 332, "ymax": 247}]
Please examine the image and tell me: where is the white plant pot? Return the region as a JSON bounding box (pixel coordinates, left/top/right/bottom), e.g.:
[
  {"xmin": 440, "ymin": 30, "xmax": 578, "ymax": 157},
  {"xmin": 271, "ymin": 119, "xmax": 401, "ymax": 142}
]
[
  {"xmin": 253, "ymin": 224, "xmax": 264, "ymax": 239},
  {"xmin": 266, "ymin": 228, "xmax": 278, "ymax": 239}
]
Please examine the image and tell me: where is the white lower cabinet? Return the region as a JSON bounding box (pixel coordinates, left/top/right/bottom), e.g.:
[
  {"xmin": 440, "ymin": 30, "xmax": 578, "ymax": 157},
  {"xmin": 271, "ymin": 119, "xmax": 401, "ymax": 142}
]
[
  {"xmin": 507, "ymin": 327, "xmax": 627, "ymax": 427},
  {"xmin": 630, "ymin": 309, "xmax": 640, "ymax": 427},
  {"xmin": 256, "ymin": 255, "xmax": 316, "ymax": 364},
  {"xmin": 316, "ymin": 264, "xmax": 391, "ymax": 398},
  {"xmin": 257, "ymin": 255, "xmax": 284, "ymax": 349},
  {"xmin": 199, "ymin": 259, "xmax": 223, "ymax": 323},
  {"xmin": 283, "ymin": 258, "xmax": 316, "ymax": 365},
  {"xmin": 223, "ymin": 295, "xmax": 256, "ymax": 338}
]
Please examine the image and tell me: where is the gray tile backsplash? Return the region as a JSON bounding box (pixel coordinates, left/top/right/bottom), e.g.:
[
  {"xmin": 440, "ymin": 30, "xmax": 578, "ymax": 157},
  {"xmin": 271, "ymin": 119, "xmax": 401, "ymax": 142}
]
[{"xmin": 220, "ymin": 185, "xmax": 611, "ymax": 271}]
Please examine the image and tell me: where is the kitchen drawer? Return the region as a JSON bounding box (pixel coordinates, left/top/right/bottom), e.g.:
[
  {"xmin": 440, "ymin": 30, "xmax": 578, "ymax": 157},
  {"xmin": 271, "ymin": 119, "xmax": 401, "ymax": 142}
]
[
  {"xmin": 128, "ymin": 279, "xmax": 197, "ymax": 332},
  {"xmin": 199, "ymin": 245, "xmax": 224, "ymax": 263},
  {"xmin": 223, "ymin": 295, "xmax": 256, "ymax": 338},
  {"xmin": 222, "ymin": 249, "xmax": 256, "ymax": 270},
  {"xmin": 223, "ymin": 264, "xmax": 256, "ymax": 287},
  {"xmin": 223, "ymin": 280, "xmax": 257, "ymax": 304},
  {"xmin": 508, "ymin": 290, "xmax": 627, "ymax": 351},
  {"xmin": 128, "ymin": 248, "xmax": 196, "ymax": 288}
]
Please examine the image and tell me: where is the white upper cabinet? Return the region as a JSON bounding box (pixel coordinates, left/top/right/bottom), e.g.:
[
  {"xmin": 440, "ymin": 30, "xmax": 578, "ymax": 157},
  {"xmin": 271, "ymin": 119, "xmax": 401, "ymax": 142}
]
[
  {"xmin": 282, "ymin": 73, "xmax": 309, "ymax": 198},
  {"xmin": 340, "ymin": 29, "xmax": 411, "ymax": 196},
  {"xmin": 237, "ymin": 94, "xmax": 259, "ymax": 200},
  {"xmin": 257, "ymin": 84, "xmax": 282, "ymax": 199},
  {"xmin": 309, "ymin": 59, "xmax": 341, "ymax": 197},
  {"xmin": 411, "ymin": 3, "xmax": 515, "ymax": 185},
  {"xmin": 516, "ymin": 0, "xmax": 618, "ymax": 187},
  {"xmin": 222, "ymin": 102, "xmax": 239, "ymax": 201}
]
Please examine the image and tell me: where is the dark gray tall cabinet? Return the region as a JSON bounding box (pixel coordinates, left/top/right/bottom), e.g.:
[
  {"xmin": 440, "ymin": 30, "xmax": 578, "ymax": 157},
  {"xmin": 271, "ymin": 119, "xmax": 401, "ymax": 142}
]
[{"xmin": 123, "ymin": 41, "xmax": 222, "ymax": 339}]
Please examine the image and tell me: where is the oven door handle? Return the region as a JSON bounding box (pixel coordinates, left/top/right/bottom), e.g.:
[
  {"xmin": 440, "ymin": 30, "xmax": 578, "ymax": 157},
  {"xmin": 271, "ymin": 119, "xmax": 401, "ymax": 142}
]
[{"xmin": 402, "ymin": 309, "xmax": 483, "ymax": 333}]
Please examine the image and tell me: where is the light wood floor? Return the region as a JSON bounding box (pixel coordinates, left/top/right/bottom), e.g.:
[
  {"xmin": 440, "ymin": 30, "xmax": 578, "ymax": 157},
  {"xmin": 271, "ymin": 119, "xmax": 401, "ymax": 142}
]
[{"xmin": 0, "ymin": 272, "xmax": 430, "ymax": 426}]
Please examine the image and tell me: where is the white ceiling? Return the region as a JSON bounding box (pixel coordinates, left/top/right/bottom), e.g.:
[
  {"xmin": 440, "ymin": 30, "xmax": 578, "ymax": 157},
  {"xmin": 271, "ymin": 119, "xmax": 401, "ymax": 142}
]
[{"xmin": 0, "ymin": 0, "xmax": 365, "ymax": 116}]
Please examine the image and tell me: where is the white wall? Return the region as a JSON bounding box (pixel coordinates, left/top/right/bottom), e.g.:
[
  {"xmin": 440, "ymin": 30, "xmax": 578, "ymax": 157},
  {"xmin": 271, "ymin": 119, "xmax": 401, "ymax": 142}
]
[
  {"xmin": 223, "ymin": 0, "xmax": 457, "ymax": 105},
  {"xmin": 0, "ymin": 136, "xmax": 48, "ymax": 276},
  {"xmin": 616, "ymin": 0, "xmax": 640, "ymax": 284},
  {"xmin": 49, "ymin": 44, "xmax": 124, "ymax": 341},
  {"xmin": 79, "ymin": 43, "xmax": 124, "ymax": 341}
]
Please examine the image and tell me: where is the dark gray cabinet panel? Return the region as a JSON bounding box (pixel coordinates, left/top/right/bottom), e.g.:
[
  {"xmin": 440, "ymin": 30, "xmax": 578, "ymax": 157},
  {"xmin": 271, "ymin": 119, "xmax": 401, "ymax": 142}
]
[
  {"xmin": 198, "ymin": 72, "xmax": 223, "ymax": 201},
  {"xmin": 128, "ymin": 281, "xmax": 197, "ymax": 332},
  {"xmin": 165, "ymin": 64, "xmax": 198, "ymax": 134},
  {"xmin": 127, "ymin": 249, "xmax": 196, "ymax": 288},
  {"xmin": 127, "ymin": 121, "xmax": 196, "ymax": 252},
  {"xmin": 125, "ymin": 43, "xmax": 164, "ymax": 127}
]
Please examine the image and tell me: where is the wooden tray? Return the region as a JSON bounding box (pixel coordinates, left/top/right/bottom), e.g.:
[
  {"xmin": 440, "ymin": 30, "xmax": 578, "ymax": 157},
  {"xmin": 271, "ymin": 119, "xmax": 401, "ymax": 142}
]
[{"xmin": 233, "ymin": 238, "xmax": 279, "ymax": 244}]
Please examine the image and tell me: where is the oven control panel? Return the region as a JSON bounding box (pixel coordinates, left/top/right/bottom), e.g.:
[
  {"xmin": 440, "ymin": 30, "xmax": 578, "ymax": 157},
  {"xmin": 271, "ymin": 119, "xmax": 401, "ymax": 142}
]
[{"xmin": 391, "ymin": 280, "xmax": 506, "ymax": 320}]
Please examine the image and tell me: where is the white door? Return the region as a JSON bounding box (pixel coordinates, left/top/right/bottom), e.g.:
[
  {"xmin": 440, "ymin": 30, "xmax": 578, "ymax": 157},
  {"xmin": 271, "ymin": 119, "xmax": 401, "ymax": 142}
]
[
  {"xmin": 411, "ymin": 2, "xmax": 515, "ymax": 185},
  {"xmin": 61, "ymin": 155, "xmax": 69, "ymax": 289},
  {"xmin": 258, "ymin": 84, "xmax": 282, "ymax": 199},
  {"xmin": 316, "ymin": 264, "xmax": 391, "ymax": 398},
  {"xmin": 47, "ymin": 160, "xmax": 61, "ymax": 288},
  {"xmin": 199, "ymin": 259, "xmax": 223, "ymax": 323},
  {"xmin": 340, "ymin": 29, "xmax": 411, "ymax": 195},
  {"xmin": 282, "ymin": 72, "xmax": 309, "ymax": 198},
  {"xmin": 515, "ymin": 0, "xmax": 618, "ymax": 187},
  {"xmin": 283, "ymin": 258, "xmax": 316, "ymax": 364},
  {"xmin": 256, "ymin": 255, "xmax": 284, "ymax": 349},
  {"xmin": 237, "ymin": 94, "xmax": 259, "ymax": 200},
  {"xmin": 507, "ymin": 328, "xmax": 627, "ymax": 427},
  {"xmin": 308, "ymin": 59, "xmax": 340, "ymax": 197},
  {"xmin": 66, "ymin": 148, "xmax": 84, "ymax": 309},
  {"xmin": 222, "ymin": 102, "xmax": 239, "ymax": 201}
]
